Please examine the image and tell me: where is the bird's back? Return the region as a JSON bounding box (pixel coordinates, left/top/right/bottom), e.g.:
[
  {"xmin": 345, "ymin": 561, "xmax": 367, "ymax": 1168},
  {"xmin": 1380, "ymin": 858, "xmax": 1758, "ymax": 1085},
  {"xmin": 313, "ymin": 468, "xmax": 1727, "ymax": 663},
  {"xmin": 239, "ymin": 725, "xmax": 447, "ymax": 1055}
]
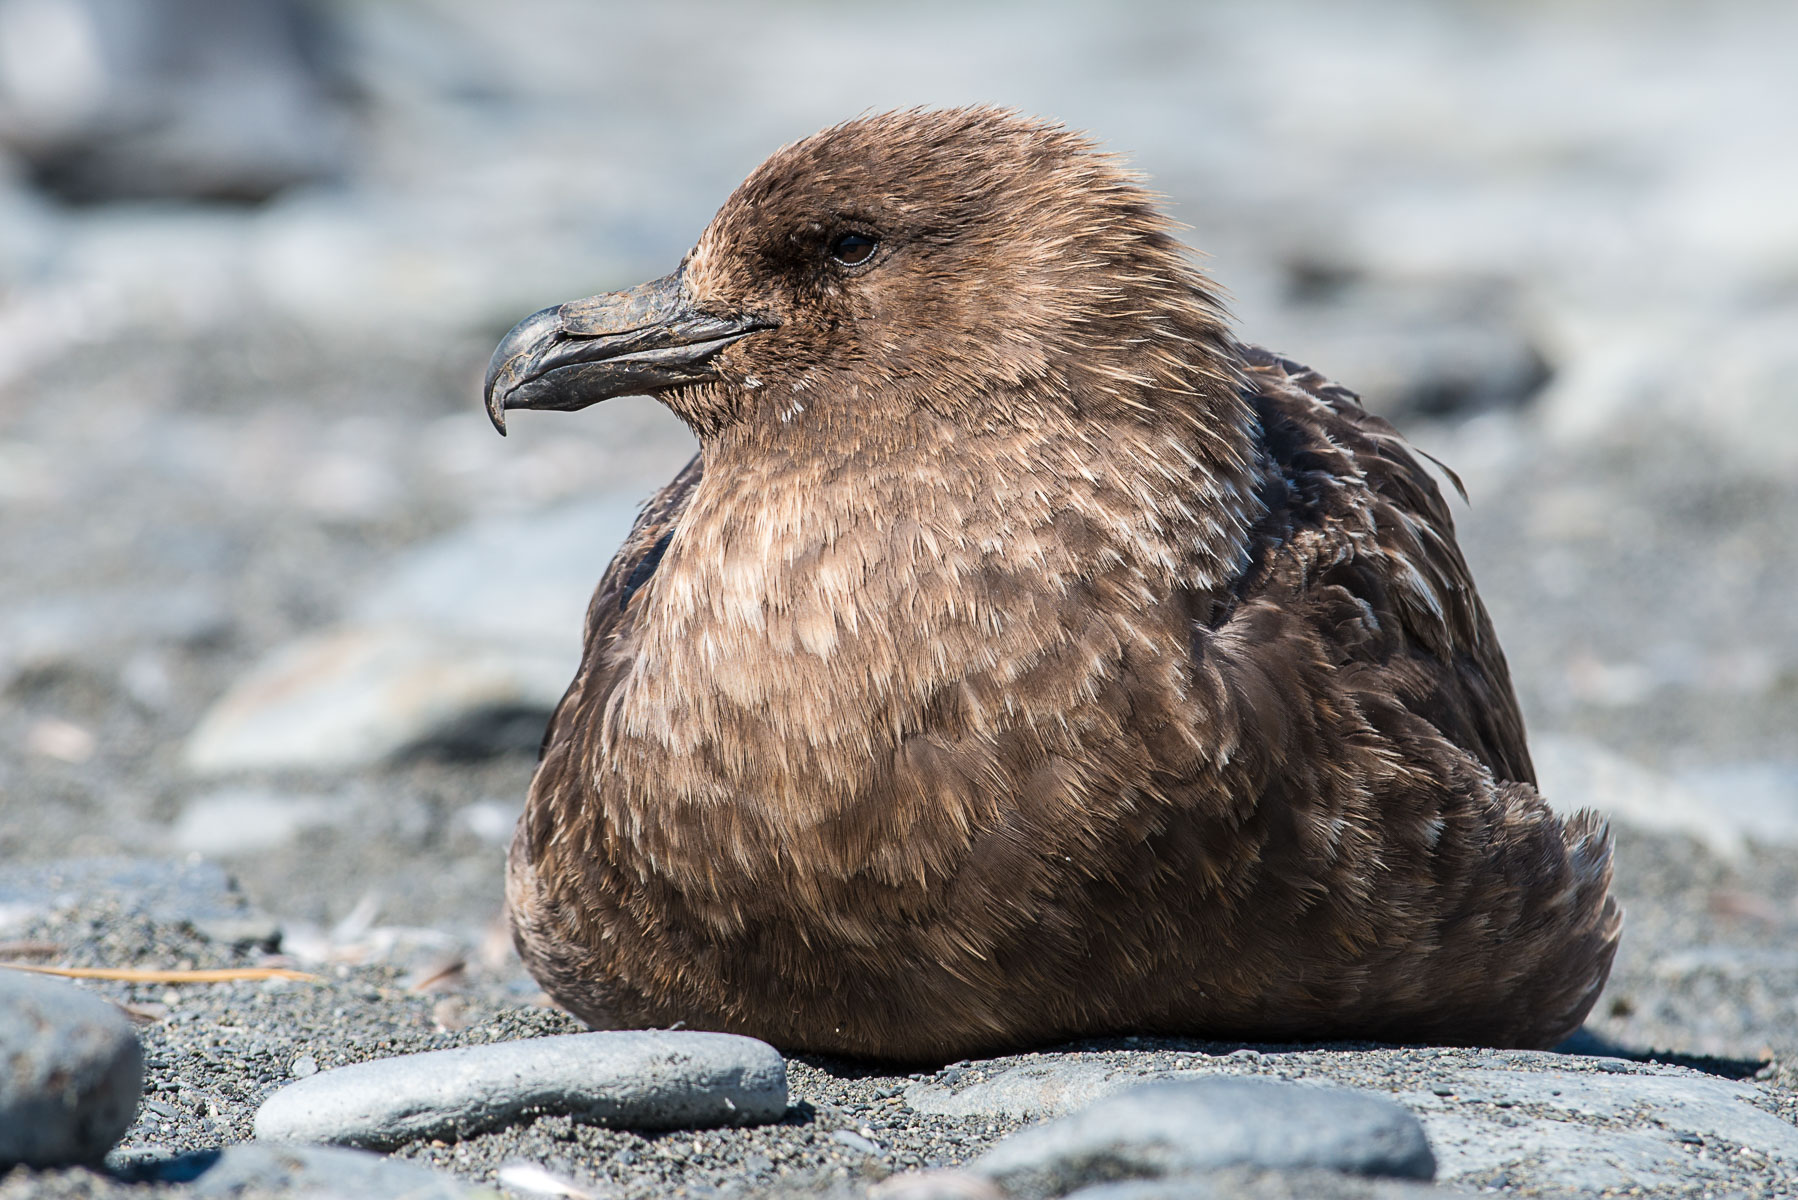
[{"xmin": 1163, "ymin": 346, "xmax": 1620, "ymax": 1049}]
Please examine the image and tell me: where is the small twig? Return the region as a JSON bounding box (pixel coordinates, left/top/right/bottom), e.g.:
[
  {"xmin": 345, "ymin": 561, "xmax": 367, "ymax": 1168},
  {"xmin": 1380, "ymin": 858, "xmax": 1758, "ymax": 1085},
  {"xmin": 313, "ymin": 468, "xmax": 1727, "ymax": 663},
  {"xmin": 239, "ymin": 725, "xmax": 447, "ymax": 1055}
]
[{"xmin": 0, "ymin": 963, "xmax": 319, "ymax": 983}]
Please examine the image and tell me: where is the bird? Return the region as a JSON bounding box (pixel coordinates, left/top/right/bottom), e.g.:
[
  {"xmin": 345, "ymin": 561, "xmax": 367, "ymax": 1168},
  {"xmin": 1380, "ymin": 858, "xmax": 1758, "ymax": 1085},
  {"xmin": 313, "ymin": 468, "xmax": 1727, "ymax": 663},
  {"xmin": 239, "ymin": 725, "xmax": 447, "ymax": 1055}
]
[{"xmin": 481, "ymin": 107, "xmax": 1621, "ymax": 1064}]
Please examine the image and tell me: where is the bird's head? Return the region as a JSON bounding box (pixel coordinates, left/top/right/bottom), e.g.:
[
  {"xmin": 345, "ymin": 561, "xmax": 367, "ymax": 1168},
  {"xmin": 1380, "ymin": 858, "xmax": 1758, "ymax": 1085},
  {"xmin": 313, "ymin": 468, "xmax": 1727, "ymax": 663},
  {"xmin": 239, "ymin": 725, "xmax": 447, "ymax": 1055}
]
[{"xmin": 484, "ymin": 107, "xmax": 1236, "ymax": 441}]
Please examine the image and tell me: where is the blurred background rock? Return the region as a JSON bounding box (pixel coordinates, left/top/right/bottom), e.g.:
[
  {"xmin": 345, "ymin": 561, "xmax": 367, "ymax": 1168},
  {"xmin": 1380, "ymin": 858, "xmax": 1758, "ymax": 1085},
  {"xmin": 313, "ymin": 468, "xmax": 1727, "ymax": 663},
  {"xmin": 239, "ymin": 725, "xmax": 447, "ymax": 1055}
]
[
  {"xmin": 0, "ymin": 0, "xmax": 1794, "ymax": 1061},
  {"xmin": 0, "ymin": 0, "xmax": 347, "ymax": 204}
]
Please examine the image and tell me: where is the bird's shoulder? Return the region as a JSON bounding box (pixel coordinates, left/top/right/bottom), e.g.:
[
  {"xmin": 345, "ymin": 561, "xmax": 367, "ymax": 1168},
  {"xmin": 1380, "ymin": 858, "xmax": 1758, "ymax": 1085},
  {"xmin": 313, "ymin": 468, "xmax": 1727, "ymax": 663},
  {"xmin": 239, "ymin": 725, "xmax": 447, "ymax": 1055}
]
[{"xmin": 1226, "ymin": 343, "xmax": 1533, "ymax": 785}]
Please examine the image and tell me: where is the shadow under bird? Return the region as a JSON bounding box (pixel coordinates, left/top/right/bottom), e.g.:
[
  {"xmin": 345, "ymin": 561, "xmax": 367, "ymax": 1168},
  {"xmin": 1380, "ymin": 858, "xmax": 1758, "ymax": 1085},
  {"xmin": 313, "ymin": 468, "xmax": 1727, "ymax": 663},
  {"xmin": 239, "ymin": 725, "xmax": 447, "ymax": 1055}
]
[{"xmin": 482, "ymin": 108, "xmax": 1620, "ymax": 1063}]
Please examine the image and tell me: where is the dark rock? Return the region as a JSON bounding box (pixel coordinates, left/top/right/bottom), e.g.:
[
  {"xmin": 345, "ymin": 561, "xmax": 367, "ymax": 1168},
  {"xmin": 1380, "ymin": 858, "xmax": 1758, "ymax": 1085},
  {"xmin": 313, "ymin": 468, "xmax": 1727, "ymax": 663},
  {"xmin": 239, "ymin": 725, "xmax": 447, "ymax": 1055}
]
[
  {"xmin": 1258, "ymin": 269, "xmax": 1550, "ymax": 420},
  {"xmin": 0, "ymin": 969, "xmax": 144, "ymax": 1167}
]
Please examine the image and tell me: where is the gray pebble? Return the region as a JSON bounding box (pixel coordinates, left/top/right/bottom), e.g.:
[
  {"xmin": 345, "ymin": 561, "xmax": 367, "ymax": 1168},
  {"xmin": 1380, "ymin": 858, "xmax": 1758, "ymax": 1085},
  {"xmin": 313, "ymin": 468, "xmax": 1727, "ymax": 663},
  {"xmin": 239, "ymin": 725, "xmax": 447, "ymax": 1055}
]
[
  {"xmin": 253, "ymin": 1030, "xmax": 787, "ymax": 1149},
  {"xmin": 0, "ymin": 858, "xmax": 262, "ymax": 931},
  {"xmin": 972, "ymin": 1078, "xmax": 1435, "ymax": 1196},
  {"xmin": 0, "ymin": 0, "xmax": 346, "ymax": 205},
  {"xmin": 1063, "ymin": 1166, "xmax": 1449, "ymax": 1199},
  {"xmin": 182, "ymin": 626, "xmax": 578, "ymax": 774},
  {"xmin": 1406, "ymin": 1056, "xmax": 1798, "ymax": 1192},
  {"xmin": 0, "ymin": 586, "xmax": 230, "ymax": 687},
  {"xmin": 132, "ymin": 1142, "xmax": 478, "ymax": 1198},
  {"xmin": 0, "ymin": 969, "xmax": 145, "ymax": 1168},
  {"xmin": 185, "ymin": 494, "xmax": 643, "ymax": 773},
  {"xmin": 907, "ymin": 1059, "xmax": 1142, "ymax": 1121},
  {"xmin": 832, "ymin": 1129, "xmax": 883, "ymax": 1156},
  {"xmin": 872, "ymin": 1170, "xmax": 1007, "ymax": 1199}
]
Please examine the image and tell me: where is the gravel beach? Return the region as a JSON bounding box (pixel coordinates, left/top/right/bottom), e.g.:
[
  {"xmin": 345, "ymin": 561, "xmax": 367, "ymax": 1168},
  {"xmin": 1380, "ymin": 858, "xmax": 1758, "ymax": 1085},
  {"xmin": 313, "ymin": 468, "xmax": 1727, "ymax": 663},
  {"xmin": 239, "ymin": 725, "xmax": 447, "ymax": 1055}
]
[{"xmin": 3, "ymin": 2, "xmax": 1795, "ymax": 1197}]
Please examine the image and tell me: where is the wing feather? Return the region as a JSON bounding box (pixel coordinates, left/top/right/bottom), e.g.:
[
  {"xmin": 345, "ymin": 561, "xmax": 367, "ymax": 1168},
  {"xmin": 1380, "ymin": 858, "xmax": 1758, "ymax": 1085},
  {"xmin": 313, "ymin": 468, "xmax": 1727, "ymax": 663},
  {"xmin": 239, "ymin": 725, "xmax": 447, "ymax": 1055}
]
[{"xmin": 1236, "ymin": 345, "xmax": 1534, "ymax": 786}]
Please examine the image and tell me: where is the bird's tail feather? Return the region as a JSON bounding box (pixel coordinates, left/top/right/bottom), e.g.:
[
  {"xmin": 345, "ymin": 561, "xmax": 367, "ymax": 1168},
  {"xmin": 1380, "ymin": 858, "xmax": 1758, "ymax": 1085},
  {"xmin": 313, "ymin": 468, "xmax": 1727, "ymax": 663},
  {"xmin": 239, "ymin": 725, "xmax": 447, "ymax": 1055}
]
[{"xmin": 1535, "ymin": 806, "xmax": 1623, "ymax": 1045}]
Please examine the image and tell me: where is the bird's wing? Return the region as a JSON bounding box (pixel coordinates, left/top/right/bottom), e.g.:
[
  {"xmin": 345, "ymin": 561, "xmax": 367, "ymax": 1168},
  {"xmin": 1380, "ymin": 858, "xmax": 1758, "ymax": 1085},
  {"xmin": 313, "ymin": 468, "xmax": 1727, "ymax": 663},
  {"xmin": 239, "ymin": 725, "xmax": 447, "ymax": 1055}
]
[
  {"xmin": 1232, "ymin": 345, "xmax": 1535, "ymax": 786},
  {"xmin": 533, "ymin": 452, "xmax": 704, "ymax": 763}
]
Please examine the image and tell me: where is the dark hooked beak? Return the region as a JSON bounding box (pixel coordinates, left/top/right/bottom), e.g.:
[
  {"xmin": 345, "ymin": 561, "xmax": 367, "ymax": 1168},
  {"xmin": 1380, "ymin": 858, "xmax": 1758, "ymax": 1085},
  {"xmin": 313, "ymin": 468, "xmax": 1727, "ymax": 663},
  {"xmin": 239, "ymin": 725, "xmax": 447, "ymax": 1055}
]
[{"xmin": 482, "ymin": 271, "xmax": 773, "ymax": 435}]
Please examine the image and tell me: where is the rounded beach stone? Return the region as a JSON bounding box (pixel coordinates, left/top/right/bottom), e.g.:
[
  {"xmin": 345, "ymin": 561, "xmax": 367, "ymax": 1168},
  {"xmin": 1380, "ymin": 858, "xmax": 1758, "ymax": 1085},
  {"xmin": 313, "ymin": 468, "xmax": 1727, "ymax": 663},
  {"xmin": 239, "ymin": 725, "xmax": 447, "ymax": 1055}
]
[
  {"xmin": 253, "ymin": 1030, "xmax": 787, "ymax": 1148},
  {"xmin": 972, "ymin": 1077, "xmax": 1436, "ymax": 1196},
  {"xmin": 135, "ymin": 1143, "xmax": 479, "ymax": 1198},
  {"xmin": 1063, "ymin": 1168, "xmax": 1448, "ymax": 1199},
  {"xmin": 0, "ymin": 969, "xmax": 144, "ymax": 1167}
]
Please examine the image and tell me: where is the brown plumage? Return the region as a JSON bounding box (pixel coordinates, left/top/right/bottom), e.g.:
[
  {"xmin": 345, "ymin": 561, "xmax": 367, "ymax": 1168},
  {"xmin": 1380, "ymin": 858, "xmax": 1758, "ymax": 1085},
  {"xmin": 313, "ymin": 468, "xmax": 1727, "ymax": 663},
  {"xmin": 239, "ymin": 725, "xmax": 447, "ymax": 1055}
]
[{"xmin": 483, "ymin": 107, "xmax": 1620, "ymax": 1063}]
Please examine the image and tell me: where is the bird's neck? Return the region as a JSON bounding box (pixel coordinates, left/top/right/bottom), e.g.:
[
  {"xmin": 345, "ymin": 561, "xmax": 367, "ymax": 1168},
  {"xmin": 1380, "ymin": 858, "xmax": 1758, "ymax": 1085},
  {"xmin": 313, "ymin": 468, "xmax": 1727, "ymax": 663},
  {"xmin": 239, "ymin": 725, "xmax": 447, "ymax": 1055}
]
[{"xmin": 601, "ymin": 398, "xmax": 1263, "ymax": 830}]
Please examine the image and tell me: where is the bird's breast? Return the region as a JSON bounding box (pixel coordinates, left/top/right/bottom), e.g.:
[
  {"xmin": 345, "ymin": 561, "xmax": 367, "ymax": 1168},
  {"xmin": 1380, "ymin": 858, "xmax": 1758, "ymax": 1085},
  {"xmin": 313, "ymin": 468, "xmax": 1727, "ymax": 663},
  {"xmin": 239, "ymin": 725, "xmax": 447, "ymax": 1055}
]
[
  {"xmin": 607, "ymin": 503, "xmax": 1048, "ymax": 810},
  {"xmin": 590, "ymin": 420, "xmax": 1261, "ymax": 871}
]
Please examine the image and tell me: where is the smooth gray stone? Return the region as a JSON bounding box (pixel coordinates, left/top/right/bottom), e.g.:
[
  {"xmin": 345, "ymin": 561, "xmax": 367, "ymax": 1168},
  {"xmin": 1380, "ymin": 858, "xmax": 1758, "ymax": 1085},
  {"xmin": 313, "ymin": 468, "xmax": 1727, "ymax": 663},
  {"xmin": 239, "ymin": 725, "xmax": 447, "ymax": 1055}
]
[
  {"xmin": 1673, "ymin": 761, "xmax": 1798, "ymax": 850},
  {"xmin": 169, "ymin": 787, "xmax": 341, "ymax": 857},
  {"xmin": 0, "ymin": 585, "xmax": 230, "ymax": 686},
  {"xmin": 0, "ymin": 856, "xmax": 246, "ymax": 921},
  {"xmin": 0, "ymin": 857, "xmax": 277, "ymax": 949},
  {"xmin": 253, "ymin": 1031, "xmax": 787, "ymax": 1148},
  {"xmin": 0, "ymin": 970, "xmax": 144, "ymax": 1167},
  {"xmin": 184, "ymin": 493, "xmax": 643, "ymax": 772},
  {"xmin": 0, "ymin": 0, "xmax": 347, "ymax": 204},
  {"xmin": 868, "ymin": 1169, "xmax": 1006, "ymax": 1199},
  {"xmin": 1532, "ymin": 735, "xmax": 1761, "ymax": 859},
  {"xmin": 134, "ymin": 1143, "xmax": 479, "ymax": 1198},
  {"xmin": 1065, "ymin": 1166, "xmax": 1449, "ymax": 1199},
  {"xmin": 182, "ymin": 625, "xmax": 575, "ymax": 773},
  {"xmin": 1405, "ymin": 1053, "xmax": 1798, "ymax": 1194},
  {"xmin": 351, "ymin": 494, "xmax": 642, "ymax": 647},
  {"xmin": 1539, "ymin": 305, "xmax": 1798, "ymax": 480},
  {"xmin": 908, "ymin": 1060, "xmax": 1154, "ymax": 1121},
  {"xmin": 918, "ymin": 1047, "xmax": 1798, "ymax": 1196},
  {"xmin": 973, "ymin": 1078, "xmax": 1435, "ymax": 1196}
]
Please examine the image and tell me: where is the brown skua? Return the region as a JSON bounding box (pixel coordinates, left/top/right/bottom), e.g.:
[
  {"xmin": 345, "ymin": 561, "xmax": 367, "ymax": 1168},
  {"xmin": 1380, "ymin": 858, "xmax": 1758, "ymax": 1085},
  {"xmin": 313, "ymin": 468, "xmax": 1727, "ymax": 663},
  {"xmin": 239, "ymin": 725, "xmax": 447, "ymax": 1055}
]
[{"xmin": 483, "ymin": 107, "xmax": 1620, "ymax": 1063}]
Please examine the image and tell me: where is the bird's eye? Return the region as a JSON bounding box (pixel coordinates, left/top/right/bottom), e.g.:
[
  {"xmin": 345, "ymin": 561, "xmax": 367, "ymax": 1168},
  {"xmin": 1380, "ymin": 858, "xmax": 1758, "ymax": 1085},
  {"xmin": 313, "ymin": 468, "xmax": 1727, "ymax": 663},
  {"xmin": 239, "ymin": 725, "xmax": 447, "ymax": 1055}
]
[{"xmin": 829, "ymin": 233, "xmax": 878, "ymax": 267}]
